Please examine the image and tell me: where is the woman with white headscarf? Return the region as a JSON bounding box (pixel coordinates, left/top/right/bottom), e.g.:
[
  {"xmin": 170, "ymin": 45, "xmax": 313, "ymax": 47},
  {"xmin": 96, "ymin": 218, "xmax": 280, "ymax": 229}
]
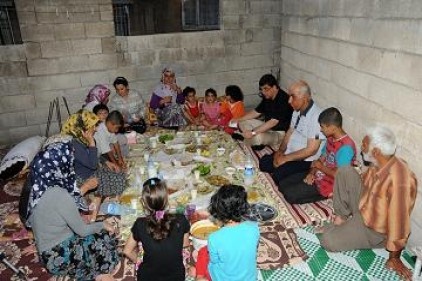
[{"xmin": 150, "ymin": 68, "xmax": 187, "ymax": 128}]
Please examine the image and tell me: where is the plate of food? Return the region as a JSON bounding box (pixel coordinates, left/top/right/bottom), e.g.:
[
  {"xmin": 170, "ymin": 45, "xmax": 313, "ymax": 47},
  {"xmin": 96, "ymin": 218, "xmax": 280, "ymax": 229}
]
[
  {"xmin": 158, "ymin": 133, "xmax": 174, "ymax": 144},
  {"xmin": 193, "ymin": 164, "xmax": 211, "ymax": 176},
  {"xmin": 243, "ymin": 203, "xmax": 277, "ymax": 222},
  {"xmin": 205, "ymin": 175, "xmax": 230, "ymax": 186},
  {"xmin": 197, "ymin": 184, "xmax": 214, "ymax": 195}
]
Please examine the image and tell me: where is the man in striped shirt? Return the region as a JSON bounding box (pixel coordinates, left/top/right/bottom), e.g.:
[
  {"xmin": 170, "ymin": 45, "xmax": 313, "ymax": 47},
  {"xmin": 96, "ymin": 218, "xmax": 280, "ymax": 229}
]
[{"xmin": 320, "ymin": 126, "xmax": 417, "ymax": 281}]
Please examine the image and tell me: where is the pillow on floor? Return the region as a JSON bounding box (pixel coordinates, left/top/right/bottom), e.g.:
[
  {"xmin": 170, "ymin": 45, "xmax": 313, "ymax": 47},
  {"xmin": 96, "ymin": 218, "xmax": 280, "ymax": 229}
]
[{"xmin": 0, "ymin": 136, "xmax": 46, "ymax": 181}]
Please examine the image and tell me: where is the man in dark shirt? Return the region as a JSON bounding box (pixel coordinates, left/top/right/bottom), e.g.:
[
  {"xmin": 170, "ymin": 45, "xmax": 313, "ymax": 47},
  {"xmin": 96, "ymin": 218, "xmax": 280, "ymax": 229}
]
[{"xmin": 232, "ymin": 74, "xmax": 293, "ymax": 149}]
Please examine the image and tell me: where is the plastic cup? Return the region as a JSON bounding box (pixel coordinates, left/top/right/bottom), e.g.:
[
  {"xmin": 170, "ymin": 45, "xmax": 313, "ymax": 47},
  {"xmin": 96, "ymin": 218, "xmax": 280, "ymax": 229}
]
[
  {"xmin": 144, "ymin": 153, "xmax": 150, "ymax": 163},
  {"xmin": 185, "ymin": 204, "xmax": 196, "ymax": 219},
  {"xmin": 130, "ymin": 198, "xmax": 138, "ymax": 210},
  {"xmin": 194, "ymin": 170, "xmax": 200, "ymax": 180},
  {"xmin": 191, "ymin": 189, "xmax": 198, "ymax": 200}
]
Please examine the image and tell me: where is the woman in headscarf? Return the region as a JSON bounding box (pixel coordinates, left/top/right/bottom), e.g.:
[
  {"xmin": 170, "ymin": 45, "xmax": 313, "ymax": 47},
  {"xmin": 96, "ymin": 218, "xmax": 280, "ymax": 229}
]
[
  {"xmin": 61, "ymin": 109, "xmax": 127, "ymax": 220},
  {"xmin": 150, "ymin": 68, "xmax": 187, "ymax": 128},
  {"xmin": 83, "ymin": 84, "xmax": 111, "ymax": 112},
  {"xmin": 26, "ymin": 138, "xmax": 120, "ymax": 281}
]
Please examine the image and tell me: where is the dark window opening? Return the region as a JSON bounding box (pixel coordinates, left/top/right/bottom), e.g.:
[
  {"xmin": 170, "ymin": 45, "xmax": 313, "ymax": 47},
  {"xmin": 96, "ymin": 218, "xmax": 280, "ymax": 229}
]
[
  {"xmin": 0, "ymin": 0, "xmax": 22, "ymax": 45},
  {"xmin": 112, "ymin": 0, "xmax": 219, "ymax": 36}
]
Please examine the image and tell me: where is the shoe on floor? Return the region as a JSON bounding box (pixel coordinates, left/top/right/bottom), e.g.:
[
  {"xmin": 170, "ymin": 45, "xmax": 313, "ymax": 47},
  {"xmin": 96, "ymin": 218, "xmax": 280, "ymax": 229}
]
[
  {"xmin": 231, "ymin": 133, "xmax": 244, "ymax": 141},
  {"xmin": 251, "ymin": 145, "xmax": 266, "ymax": 151}
]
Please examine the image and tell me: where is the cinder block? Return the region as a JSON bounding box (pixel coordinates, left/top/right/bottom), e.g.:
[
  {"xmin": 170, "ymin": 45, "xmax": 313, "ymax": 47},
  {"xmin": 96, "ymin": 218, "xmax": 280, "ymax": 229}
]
[
  {"xmin": 355, "ymin": 46, "xmax": 382, "ymax": 76},
  {"xmin": 222, "ymin": 0, "xmax": 246, "ymax": 15},
  {"xmin": 350, "ymin": 18, "xmax": 375, "ymax": 46},
  {"xmin": 0, "ymin": 62, "xmax": 28, "ymax": 77},
  {"xmin": 35, "ymin": 7, "xmax": 72, "ymax": 24},
  {"xmin": 40, "ymin": 41, "xmax": 72, "ymax": 58},
  {"xmin": 25, "ymin": 109, "xmax": 50, "ymax": 126},
  {"xmin": 20, "ymin": 24, "xmax": 55, "ymax": 42},
  {"xmin": 282, "ymin": 0, "xmax": 302, "ymax": 15},
  {"xmin": 158, "ymin": 48, "xmax": 182, "ymax": 62},
  {"xmin": 300, "ymin": 0, "xmax": 319, "ymax": 16},
  {"xmin": 9, "ymin": 125, "xmax": 42, "ymax": 144},
  {"xmin": 27, "ymin": 58, "xmax": 59, "ymax": 76},
  {"xmin": 101, "ymin": 37, "xmax": 117, "ymax": 54},
  {"xmin": 33, "ymin": 89, "xmax": 67, "ymax": 108},
  {"xmin": 85, "ymin": 22, "xmax": 114, "ymax": 38},
  {"xmin": 343, "ymin": 0, "xmax": 373, "ymax": 17},
  {"xmin": 88, "ymin": 54, "xmax": 118, "ymax": 70},
  {"xmin": 337, "ymin": 42, "xmax": 358, "ymax": 68},
  {"xmin": 64, "ymin": 87, "xmax": 94, "ymax": 104},
  {"xmin": 0, "ymin": 95, "xmax": 35, "ymax": 113},
  {"xmin": 17, "ymin": 11, "xmax": 36, "ymax": 25},
  {"xmin": 331, "ymin": 64, "xmax": 370, "ymax": 98},
  {"xmin": 71, "ymin": 38, "xmax": 102, "ymax": 55},
  {"xmin": 372, "ymin": 20, "xmax": 404, "ymax": 51},
  {"xmin": 223, "ymin": 16, "xmax": 241, "ymax": 30},
  {"xmin": 54, "ymin": 23, "xmax": 85, "ymax": 40},
  {"xmin": 58, "ymin": 55, "xmax": 91, "ymax": 73},
  {"xmin": 0, "ymin": 45, "xmax": 26, "ymax": 62},
  {"xmin": 0, "ymin": 112, "xmax": 27, "ymax": 128},
  {"xmin": 379, "ymin": 51, "xmax": 413, "ymax": 87},
  {"xmin": 25, "ymin": 42, "xmax": 42, "ymax": 59},
  {"xmin": 223, "ymin": 30, "xmax": 246, "ymax": 44},
  {"xmin": 15, "ymin": 0, "xmax": 35, "ymax": 12},
  {"xmin": 225, "ymin": 45, "xmax": 241, "ymax": 56},
  {"xmin": 100, "ymin": 10, "xmax": 113, "ymax": 21},
  {"xmin": 28, "ymin": 73, "xmax": 81, "ymax": 91},
  {"xmin": 250, "ymin": 1, "xmax": 280, "ymax": 14},
  {"xmin": 331, "ymin": 18, "xmax": 352, "ymax": 41},
  {"xmin": 80, "ymin": 71, "xmax": 112, "ymax": 87}
]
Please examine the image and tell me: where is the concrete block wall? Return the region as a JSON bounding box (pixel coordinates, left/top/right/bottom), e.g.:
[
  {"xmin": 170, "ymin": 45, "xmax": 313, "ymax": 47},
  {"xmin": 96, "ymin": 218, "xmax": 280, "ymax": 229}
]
[
  {"xmin": 115, "ymin": 0, "xmax": 282, "ymax": 108},
  {"xmin": 0, "ymin": 0, "xmax": 282, "ymax": 145},
  {"xmin": 280, "ymin": 0, "xmax": 422, "ymax": 245},
  {"xmin": 0, "ymin": 0, "xmax": 117, "ymax": 145}
]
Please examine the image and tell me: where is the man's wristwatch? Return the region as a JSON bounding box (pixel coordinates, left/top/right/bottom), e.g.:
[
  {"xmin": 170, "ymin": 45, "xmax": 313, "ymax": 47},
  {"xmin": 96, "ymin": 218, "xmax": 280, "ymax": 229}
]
[{"xmin": 251, "ymin": 130, "xmax": 257, "ymax": 136}]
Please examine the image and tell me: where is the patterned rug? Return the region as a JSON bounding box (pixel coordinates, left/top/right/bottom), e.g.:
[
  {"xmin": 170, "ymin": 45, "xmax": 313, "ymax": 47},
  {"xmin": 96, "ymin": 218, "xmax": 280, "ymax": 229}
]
[
  {"xmin": 259, "ymin": 226, "xmax": 415, "ymax": 281},
  {"xmin": 239, "ymin": 142, "xmax": 334, "ymax": 228}
]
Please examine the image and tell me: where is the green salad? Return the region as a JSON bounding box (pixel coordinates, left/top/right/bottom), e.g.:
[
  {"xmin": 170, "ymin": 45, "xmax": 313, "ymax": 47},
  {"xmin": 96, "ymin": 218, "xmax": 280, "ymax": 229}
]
[
  {"xmin": 158, "ymin": 134, "xmax": 174, "ymax": 143},
  {"xmin": 193, "ymin": 164, "xmax": 211, "ymax": 176}
]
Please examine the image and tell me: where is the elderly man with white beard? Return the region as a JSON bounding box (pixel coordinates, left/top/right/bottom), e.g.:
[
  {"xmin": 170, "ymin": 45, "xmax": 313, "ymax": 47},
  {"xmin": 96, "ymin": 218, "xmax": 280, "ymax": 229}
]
[{"xmin": 319, "ymin": 126, "xmax": 417, "ymax": 281}]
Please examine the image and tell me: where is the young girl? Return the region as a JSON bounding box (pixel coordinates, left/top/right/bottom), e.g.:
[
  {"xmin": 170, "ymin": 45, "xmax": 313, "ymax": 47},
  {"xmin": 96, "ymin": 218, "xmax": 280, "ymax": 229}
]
[
  {"xmin": 123, "ymin": 178, "xmax": 190, "ymax": 281},
  {"xmin": 206, "ymin": 185, "xmax": 259, "ymax": 281},
  {"xmin": 200, "ymin": 88, "xmax": 223, "ymax": 130},
  {"xmin": 182, "ymin": 86, "xmax": 201, "ymax": 127}
]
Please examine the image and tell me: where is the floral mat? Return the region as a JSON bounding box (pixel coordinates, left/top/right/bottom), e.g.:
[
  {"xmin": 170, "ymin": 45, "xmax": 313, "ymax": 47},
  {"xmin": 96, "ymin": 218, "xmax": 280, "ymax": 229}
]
[
  {"xmin": 259, "ymin": 226, "xmax": 415, "ymax": 281},
  {"xmin": 239, "ymin": 142, "xmax": 334, "ymax": 228}
]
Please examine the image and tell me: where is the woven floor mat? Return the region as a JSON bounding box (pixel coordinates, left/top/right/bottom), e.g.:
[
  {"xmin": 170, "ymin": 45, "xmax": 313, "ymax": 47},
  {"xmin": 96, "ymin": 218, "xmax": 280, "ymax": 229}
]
[
  {"xmin": 239, "ymin": 142, "xmax": 334, "ymax": 228},
  {"xmin": 260, "ymin": 226, "xmax": 415, "ymax": 281}
]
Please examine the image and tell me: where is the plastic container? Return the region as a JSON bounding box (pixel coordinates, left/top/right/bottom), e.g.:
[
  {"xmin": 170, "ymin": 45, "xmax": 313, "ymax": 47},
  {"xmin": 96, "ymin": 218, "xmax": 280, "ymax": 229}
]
[
  {"xmin": 147, "ymin": 159, "xmax": 158, "ymax": 179},
  {"xmin": 244, "ymin": 154, "xmax": 254, "ymax": 186},
  {"xmin": 99, "ymin": 202, "xmax": 136, "ymax": 216}
]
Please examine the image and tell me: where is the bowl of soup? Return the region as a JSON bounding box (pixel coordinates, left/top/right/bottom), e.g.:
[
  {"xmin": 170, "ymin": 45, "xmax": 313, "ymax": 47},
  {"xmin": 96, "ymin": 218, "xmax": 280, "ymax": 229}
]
[{"xmin": 190, "ymin": 219, "xmax": 219, "ymax": 250}]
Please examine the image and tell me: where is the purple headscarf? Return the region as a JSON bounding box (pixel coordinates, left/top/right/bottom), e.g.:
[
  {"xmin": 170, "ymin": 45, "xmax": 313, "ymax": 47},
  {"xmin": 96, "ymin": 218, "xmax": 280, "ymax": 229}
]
[{"xmin": 85, "ymin": 84, "xmax": 111, "ymax": 104}]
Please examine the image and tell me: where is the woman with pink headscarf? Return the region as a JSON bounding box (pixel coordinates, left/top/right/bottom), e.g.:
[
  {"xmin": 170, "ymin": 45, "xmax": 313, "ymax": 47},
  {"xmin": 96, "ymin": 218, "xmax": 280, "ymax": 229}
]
[
  {"xmin": 83, "ymin": 84, "xmax": 111, "ymax": 111},
  {"xmin": 150, "ymin": 68, "xmax": 187, "ymax": 128}
]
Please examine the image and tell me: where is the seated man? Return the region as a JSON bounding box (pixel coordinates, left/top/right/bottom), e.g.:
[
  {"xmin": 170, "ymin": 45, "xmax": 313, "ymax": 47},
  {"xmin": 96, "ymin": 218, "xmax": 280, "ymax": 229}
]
[
  {"xmin": 320, "ymin": 126, "xmax": 417, "ymax": 281},
  {"xmin": 259, "ymin": 80, "xmax": 324, "ymax": 183},
  {"xmin": 232, "ymin": 74, "xmax": 293, "ymax": 149},
  {"xmin": 279, "ymin": 107, "xmax": 356, "ymax": 204}
]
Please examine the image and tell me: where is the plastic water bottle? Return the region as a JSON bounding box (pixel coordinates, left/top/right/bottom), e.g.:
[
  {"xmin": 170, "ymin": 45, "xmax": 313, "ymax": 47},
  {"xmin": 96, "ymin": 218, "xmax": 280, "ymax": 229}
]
[
  {"xmin": 244, "ymin": 154, "xmax": 254, "ymax": 186},
  {"xmin": 99, "ymin": 202, "xmax": 136, "ymax": 216},
  {"xmin": 147, "ymin": 159, "xmax": 157, "ymax": 179}
]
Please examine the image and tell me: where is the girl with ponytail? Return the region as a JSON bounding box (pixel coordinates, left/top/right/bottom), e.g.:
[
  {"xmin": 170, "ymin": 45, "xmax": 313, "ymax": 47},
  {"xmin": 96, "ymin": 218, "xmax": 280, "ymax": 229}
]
[{"xmin": 123, "ymin": 178, "xmax": 190, "ymax": 281}]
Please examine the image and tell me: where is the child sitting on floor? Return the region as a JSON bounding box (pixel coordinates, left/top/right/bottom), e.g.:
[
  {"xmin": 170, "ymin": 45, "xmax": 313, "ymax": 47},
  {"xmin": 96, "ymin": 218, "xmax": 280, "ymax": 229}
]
[
  {"xmin": 193, "ymin": 184, "xmax": 260, "ymax": 281},
  {"xmin": 94, "ymin": 110, "xmax": 126, "ymax": 170},
  {"xmin": 93, "ymin": 103, "xmax": 109, "ymax": 122},
  {"xmin": 182, "ymin": 86, "xmax": 201, "ymax": 128},
  {"xmin": 200, "ymin": 88, "xmax": 229, "ymax": 130},
  {"xmin": 220, "ymin": 85, "xmax": 245, "ymax": 134},
  {"xmin": 123, "ymin": 178, "xmax": 190, "ymax": 281}
]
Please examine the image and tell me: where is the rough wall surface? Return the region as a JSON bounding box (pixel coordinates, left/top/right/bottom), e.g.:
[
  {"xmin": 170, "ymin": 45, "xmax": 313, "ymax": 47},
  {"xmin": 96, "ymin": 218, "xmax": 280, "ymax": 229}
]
[
  {"xmin": 280, "ymin": 0, "xmax": 422, "ymax": 246},
  {"xmin": 0, "ymin": 0, "xmax": 282, "ymax": 145}
]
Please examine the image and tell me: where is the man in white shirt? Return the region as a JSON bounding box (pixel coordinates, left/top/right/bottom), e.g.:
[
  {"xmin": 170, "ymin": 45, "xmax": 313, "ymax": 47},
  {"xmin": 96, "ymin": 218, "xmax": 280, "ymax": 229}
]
[{"xmin": 259, "ymin": 80, "xmax": 325, "ymax": 185}]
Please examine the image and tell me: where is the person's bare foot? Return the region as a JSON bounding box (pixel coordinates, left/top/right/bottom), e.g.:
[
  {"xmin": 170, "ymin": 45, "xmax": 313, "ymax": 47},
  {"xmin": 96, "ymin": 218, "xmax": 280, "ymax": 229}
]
[
  {"xmin": 332, "ymin": 215, "xmax": 347, "ymax": 226},
  {"xmin": 385, "ymin": 258, "xmax": 412, "ymax": 281}
]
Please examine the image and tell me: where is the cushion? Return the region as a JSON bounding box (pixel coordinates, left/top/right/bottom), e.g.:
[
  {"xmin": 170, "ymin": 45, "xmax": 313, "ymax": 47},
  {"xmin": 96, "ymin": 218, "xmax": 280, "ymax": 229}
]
[{"xmin": 0, "ymin": 136, "xmax": 46, "ymax": 181}]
